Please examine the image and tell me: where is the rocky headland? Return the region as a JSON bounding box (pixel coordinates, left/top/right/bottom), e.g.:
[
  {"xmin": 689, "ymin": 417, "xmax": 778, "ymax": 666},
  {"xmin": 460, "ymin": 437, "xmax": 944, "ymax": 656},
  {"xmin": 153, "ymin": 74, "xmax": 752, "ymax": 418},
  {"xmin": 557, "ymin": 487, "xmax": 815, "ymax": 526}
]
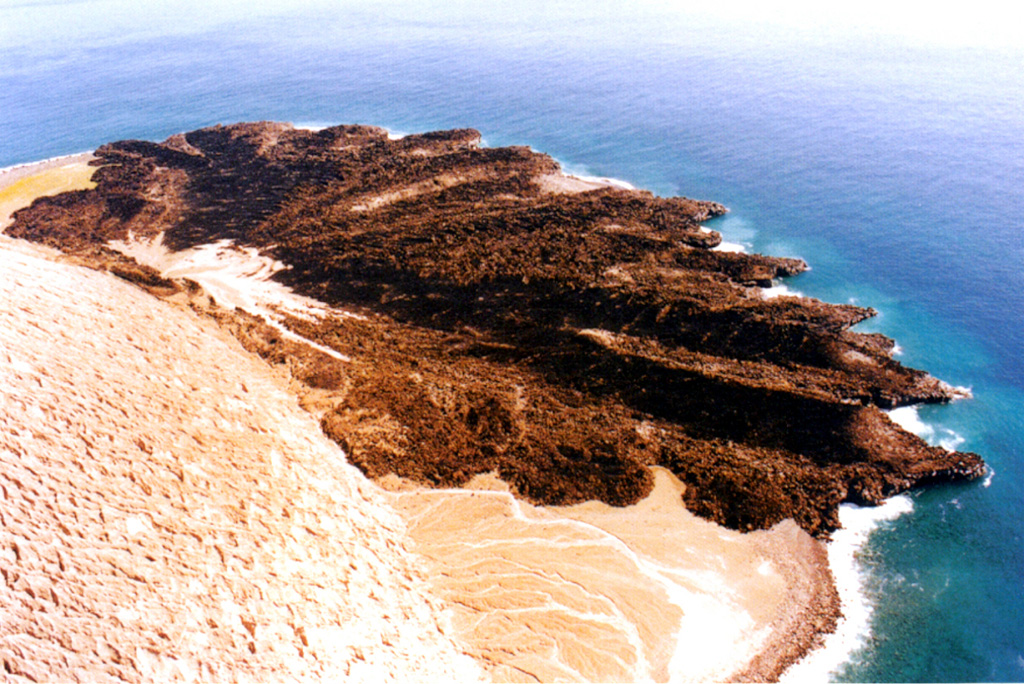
[{"xmin": 8, "ymin": 122, "xmax": 984, "ymax": 537}]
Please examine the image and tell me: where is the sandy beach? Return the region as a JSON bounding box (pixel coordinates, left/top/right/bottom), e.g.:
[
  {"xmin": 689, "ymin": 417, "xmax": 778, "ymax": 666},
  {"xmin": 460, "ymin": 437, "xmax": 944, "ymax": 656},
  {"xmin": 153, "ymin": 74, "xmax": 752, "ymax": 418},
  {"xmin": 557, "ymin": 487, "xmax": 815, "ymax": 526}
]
[{"xmin": 0, "ymin": 158, "xmax": 839, "ymax": 682}]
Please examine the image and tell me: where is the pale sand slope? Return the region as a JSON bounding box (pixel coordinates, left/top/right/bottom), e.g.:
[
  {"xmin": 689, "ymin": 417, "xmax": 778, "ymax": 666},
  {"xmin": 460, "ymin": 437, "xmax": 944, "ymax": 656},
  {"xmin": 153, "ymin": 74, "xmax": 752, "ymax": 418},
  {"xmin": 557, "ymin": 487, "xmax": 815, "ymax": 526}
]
[{"xmin": 0, "ymin": 236, "xmax": 483, "ymax": 683}]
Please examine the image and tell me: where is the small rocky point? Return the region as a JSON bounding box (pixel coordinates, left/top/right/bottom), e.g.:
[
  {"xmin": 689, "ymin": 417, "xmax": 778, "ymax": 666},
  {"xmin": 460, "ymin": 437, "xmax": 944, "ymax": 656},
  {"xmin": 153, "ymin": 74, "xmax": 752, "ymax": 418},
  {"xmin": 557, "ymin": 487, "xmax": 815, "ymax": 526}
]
[{"xmin": 9, "ymin": 121, "xmax": 986, "ymax": 537}]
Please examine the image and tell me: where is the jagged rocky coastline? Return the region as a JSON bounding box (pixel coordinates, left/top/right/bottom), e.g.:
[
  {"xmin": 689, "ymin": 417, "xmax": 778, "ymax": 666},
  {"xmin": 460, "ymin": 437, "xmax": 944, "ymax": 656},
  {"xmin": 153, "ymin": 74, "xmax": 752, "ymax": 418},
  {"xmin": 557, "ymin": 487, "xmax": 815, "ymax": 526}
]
[{"xmin": 9, "ymin": 121, "xmax": 985, "ymax": 537}]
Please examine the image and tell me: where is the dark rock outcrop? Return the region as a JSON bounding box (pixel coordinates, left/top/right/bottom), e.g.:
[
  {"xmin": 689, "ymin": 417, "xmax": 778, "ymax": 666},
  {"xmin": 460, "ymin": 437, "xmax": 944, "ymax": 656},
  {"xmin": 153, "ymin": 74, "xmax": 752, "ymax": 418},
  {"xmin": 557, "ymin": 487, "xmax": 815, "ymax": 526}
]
[{"xmin": 8, "ymin": 121, "xmax": 985, "ymax": 536}]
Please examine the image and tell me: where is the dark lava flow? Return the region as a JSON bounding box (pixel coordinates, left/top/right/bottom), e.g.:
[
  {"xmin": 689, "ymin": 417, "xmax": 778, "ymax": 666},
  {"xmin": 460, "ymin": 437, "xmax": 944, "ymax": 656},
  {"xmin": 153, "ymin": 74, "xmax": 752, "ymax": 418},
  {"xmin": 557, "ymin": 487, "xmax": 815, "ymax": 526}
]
[{"xmin": 9, "ymin": 122, "xmax": 985, "ymax": 536}]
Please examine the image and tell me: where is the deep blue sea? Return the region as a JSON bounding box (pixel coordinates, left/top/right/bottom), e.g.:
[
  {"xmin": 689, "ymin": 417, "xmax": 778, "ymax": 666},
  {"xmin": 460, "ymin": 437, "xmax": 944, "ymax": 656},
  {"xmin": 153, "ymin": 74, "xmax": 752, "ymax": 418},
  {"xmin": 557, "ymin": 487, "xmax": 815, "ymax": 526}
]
[{"xmin": 2, "ymin": 2, "xmax": 1021, "ymax": 680}]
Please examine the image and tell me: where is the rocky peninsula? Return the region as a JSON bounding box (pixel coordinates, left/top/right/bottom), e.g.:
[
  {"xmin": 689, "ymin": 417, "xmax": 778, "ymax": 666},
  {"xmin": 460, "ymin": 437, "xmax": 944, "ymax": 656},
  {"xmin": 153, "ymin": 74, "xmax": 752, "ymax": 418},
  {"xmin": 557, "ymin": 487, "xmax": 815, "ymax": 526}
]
[
  {"xmin": 9, "ymin": 122, "xmax": 984, "ymax": 535},
  {"xmin": 0, "ymin": 122, "xmax": 985, "ymax": 681}
]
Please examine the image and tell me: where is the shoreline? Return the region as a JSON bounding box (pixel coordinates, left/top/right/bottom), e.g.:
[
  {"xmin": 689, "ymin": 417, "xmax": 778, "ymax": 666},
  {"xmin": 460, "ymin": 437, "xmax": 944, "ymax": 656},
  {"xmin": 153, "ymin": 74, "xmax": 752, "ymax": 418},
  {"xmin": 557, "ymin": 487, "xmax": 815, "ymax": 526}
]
[
  {"xmin": 780, "ymin": 496, "xmax": 915, "ymax": 682},
  {"xmin": 0, "ymin": 151, "xmax": 95, "ymax": 183}
]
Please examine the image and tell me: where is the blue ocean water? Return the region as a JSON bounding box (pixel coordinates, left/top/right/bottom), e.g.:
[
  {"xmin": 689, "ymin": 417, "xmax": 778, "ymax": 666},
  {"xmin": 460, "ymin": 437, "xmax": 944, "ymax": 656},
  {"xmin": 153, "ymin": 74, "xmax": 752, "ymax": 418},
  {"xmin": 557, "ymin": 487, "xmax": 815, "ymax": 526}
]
[{"xmin": 2, "ymin": 2, "xmax": 1021, "ymax": 680}]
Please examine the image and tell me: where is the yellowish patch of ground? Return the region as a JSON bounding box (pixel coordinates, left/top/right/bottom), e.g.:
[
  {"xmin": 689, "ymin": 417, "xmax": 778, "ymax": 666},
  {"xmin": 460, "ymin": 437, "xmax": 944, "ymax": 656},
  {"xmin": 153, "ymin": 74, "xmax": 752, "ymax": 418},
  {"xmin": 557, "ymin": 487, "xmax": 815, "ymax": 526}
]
[{"xmin": 0, "ymin": 156, "xmax": 97, "ymax": 229}]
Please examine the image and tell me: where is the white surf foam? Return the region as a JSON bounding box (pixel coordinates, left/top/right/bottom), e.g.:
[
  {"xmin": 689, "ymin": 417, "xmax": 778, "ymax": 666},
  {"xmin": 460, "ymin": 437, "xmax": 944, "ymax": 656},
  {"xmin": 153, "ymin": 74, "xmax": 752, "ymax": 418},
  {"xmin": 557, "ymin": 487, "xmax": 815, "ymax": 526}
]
[
  {"xmin": 982, "ymin": 467, "xmax": 995, "ymax": 488},
  {"xmin": 951, "ymin": 385, "xmax": 974, "ymax": 400},
  {"xmin": 712, "ymin": 240, "xmax": 747, "ymax": 253},
  {"xmin": 887, "ymin": 405, "xmax": 932, "ymax": 437},
  {"xmin": 707, "ymin": 213, "xmax": 757, "ymax": 250},
  {"xmin": 939, "ymin": 432, "xmax": 966, "ymax": 452},
  {"xmin": 760, "ymin": 282, "xmax": 803, "ymax": 299},
  {"xmin": 887, "ymin": 405, "xmax": 965, "ymax": 452},
  {"xmin": 780, "ymin": 495, "xmax": 914, "ymax": 683}
]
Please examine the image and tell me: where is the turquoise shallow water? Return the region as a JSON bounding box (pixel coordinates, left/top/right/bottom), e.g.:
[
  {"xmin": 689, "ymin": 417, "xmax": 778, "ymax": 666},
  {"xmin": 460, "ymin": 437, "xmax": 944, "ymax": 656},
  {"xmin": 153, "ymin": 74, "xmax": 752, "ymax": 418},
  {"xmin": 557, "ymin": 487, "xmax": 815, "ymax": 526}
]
[{"xmin": 2, "ymin": 2, "xmax": 1022, "ymax": 680}]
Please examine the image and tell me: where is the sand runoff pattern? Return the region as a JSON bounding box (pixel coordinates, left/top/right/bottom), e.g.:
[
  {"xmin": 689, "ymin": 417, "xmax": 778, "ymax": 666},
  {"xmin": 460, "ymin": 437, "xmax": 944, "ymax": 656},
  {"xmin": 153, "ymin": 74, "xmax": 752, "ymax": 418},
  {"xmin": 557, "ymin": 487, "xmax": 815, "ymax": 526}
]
[
  {"xmin": 383, "ymin": 469, "xmax": 834, "ymax": 682},
  {"xmin": 1, "ymin": 159, "xmax": 837, "ymax": 682}
]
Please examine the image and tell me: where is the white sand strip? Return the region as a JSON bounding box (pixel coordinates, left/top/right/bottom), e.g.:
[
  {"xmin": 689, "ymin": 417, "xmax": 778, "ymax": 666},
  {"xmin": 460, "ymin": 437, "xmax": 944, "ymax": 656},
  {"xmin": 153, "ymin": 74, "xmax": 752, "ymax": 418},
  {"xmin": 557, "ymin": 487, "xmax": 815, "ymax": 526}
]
[{"xmin": 109, "ymin": 233, "xmax": 359, "ymax": 362}]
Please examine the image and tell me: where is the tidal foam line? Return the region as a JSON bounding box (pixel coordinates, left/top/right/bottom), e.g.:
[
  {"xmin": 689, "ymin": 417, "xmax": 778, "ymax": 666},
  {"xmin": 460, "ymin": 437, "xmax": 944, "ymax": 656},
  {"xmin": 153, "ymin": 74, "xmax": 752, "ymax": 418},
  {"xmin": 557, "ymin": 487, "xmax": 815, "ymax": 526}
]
[
  {"xmin": 887, "ymin": 405, "xmax": 966, "ymax": 452},
  {"xmin": 761, "ymin": 282, "xmax": 803, "ymax": 299},
  {"xmin": 780, "ymin": 495, "xmax": 914, "ymax": 683}
]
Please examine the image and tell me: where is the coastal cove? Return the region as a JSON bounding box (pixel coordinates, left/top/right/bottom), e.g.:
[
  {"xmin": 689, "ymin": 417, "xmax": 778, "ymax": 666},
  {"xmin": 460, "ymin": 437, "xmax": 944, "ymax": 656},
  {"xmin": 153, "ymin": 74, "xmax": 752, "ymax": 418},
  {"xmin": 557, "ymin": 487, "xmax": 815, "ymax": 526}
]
[{"xmin": 2, "ymin": 2, "xmax": 1022, "ymax": 682}]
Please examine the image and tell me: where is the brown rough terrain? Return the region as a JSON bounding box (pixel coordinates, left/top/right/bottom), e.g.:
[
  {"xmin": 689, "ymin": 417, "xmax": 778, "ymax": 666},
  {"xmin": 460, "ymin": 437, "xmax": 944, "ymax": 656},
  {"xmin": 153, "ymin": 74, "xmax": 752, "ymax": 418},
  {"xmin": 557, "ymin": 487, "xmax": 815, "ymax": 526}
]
[{"xmin": 8, "ymin": 121, "xmax": 985, "ymax": 537}]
